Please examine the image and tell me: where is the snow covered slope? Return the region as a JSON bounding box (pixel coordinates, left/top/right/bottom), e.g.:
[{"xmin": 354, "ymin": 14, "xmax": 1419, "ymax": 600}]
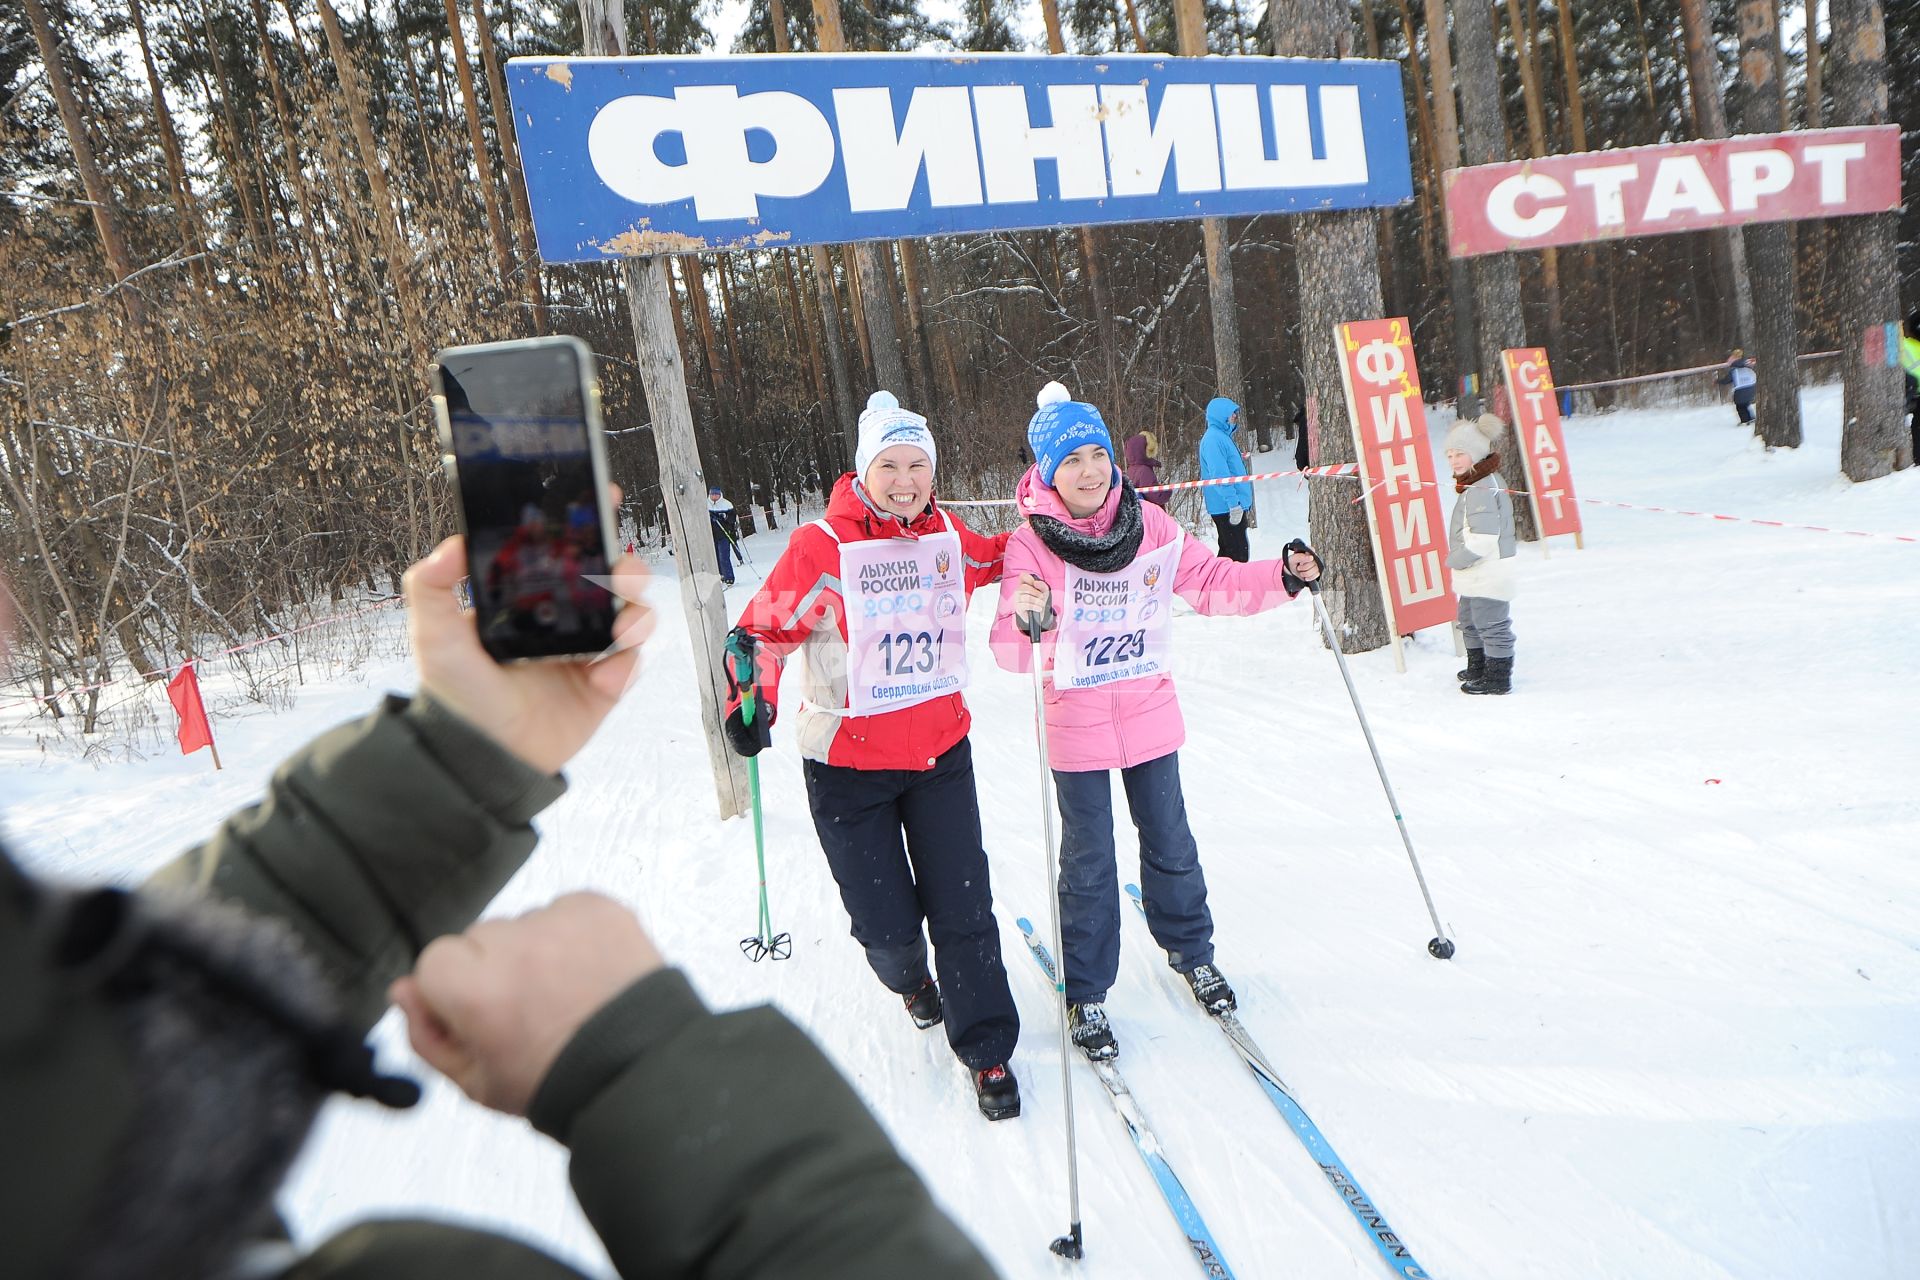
[{"xmin": 8, "ymin": 384, "xmax": 1918, "ymax": 1280}]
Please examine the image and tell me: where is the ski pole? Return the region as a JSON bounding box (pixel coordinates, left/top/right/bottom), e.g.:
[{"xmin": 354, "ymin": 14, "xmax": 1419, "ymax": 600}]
[
  {"xmin": 1023, "ymin": 600, "xmax": 1084, "ymax": 1261},
  {"xmin": 728, "ymin": 639, "xmax": 790, "ymax": 962},
  {"xmin": 722, "ymin": 527, "xmax": 763, "ymax": 583},
  {"xmin": 1302, "ymin": 582, "xmax": 1456, "ymax": 960}
]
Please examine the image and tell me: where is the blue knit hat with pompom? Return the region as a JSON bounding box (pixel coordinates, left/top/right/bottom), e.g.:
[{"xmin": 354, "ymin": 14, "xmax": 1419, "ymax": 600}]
[{"xmin": 1026, "ymin": 382, "xmax": 1115, "ymax": 487}]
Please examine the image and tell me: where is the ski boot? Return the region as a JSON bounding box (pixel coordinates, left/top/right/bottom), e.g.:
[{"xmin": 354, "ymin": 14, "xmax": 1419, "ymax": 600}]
[
  {"xmin": 903, "ymin": 978, "xmax": 944, "ymax": 1030},
  {"xmin": 974, "ymin": 1063, "xmax": 1021, "ymax": 1121},
  {"xmin": 1182, "ymin": 963, "xmax": 1237, "ymax": 1014},
  {"xmin": 1068, "ymin": 1002, "xmax": 1119, "ymax": 1061},
  {"xmin": 1457, "ymin": 648, "xmax": 1485, "ymax": 686}
]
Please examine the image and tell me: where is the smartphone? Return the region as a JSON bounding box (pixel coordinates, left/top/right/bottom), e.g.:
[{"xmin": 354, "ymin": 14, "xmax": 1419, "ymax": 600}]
[{"xmin": 431, "ymin": 336, "xmax": 620, "ymax": 662}]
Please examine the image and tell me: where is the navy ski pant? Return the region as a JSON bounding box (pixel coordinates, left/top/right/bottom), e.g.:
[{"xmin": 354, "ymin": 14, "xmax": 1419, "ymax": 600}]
[
  {"xmin": 1733, "ymin": 387, "xmax": 1756, "ymax": 425},
  {"xmin": 1052, "ymin": 750, "xmax": 1214, "ymax": 1004},
  {"xmin": 803, "ymin": 738, "xmax": 1020, "ymax": 1071},
  {"xmin": 711, "ymin": 530, "xmax": 735, "ymax": 583}
]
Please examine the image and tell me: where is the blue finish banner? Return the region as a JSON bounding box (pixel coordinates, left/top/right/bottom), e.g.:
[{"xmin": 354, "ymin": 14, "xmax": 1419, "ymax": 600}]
[{"xmin": 505, "ymin": 53, "xmax": 1413, "ymax": 260}]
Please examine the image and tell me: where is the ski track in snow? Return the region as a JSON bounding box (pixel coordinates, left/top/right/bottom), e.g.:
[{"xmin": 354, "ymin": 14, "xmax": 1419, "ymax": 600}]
[{"xmin": 6, "ymin": 385, "xmax": 1917, "ymax": 1279}]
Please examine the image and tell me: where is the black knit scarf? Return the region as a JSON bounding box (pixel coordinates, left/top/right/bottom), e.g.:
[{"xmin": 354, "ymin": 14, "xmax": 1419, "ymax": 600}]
[{"xmin": 1029, "ymin": 478, "xmax": 1146, "ymax": 574}]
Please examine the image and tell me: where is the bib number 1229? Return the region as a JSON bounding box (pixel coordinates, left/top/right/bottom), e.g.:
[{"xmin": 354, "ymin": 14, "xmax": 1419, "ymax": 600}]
[
  {"xmin": 1081, "ymin": 629, "xmax": 1146, "ymax": 668},
  {"xmin": 878, "ymin": 630, "xmax": 944, "ymax": 676}
]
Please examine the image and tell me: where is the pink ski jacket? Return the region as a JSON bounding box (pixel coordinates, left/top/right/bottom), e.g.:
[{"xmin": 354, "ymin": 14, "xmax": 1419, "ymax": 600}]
[{"xmin": 990, "ymin": 468, "xmax": 1303, "ymax": 772}]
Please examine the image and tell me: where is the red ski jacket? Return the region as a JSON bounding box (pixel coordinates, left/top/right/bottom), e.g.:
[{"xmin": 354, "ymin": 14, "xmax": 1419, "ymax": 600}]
[{"xmin": 728, "ymin": 474, "xmax": 1009, "ymax": 771}]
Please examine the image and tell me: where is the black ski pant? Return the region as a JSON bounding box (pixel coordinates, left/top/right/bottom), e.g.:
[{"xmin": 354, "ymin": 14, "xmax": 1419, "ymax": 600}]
[
  {"xmin": 1733, "ymin": 387, "xmax": 1755, "ymax": 425},
  {"xmin": 1053, "ymin": 750, "xmax": 1215, "ymax": 1004},
  {"xmin": 1211, "ymin": 513, "xmax": 1250, "ymax": 562},
  {"xmin": 803, "ymin": 738, "xmax": 1020, "ymax": 1071}
]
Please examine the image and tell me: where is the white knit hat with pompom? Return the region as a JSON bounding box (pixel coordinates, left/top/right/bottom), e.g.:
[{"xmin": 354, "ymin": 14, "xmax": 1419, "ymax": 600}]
[{"xmin": 854, "ymin": 389, "xmax": 936, "ymax": 484}]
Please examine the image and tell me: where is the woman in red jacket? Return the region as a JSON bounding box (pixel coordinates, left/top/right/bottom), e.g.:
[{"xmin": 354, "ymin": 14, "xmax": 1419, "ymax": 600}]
[{"xmin": 722, "ymin": 391, "xmax": 1021, "ymax": 1121}]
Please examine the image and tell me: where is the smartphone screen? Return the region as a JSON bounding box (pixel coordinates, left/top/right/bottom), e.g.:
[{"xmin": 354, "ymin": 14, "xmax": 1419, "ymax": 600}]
[{"xmin": 433, "ymin": 338, "xmax": 617, "ymax": 662}]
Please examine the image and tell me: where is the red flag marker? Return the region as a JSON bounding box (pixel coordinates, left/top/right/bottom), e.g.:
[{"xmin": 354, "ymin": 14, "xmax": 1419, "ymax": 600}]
[{"xmin": 167, "ymin": 663, "xmax": 222, "ymax": 770}]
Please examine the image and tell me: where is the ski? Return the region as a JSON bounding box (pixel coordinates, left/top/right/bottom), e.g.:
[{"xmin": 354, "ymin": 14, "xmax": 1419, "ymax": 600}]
[
  {"xmin": 1015, "ymin": 916, "xmax": 1235, "ymax": 1280},
  {"xmin": 1126, "ymin": 884, "xmax": 1435, "ymax": 1280}
]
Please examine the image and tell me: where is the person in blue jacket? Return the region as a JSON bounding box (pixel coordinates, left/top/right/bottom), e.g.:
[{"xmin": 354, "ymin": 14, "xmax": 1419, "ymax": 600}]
[{"xmin": 1197, "ymin": 396, "xmax": 1254, "ymax": 561}]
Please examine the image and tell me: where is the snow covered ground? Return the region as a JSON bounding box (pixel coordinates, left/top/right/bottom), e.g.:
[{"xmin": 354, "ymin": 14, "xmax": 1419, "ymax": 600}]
[{"xmin": 7, "ymin": 383, "xmax": 1918, "ymax": 1280}]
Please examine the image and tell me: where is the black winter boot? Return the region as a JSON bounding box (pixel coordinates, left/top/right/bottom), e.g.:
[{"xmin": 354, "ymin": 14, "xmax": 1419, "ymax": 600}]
[
  {"xmin": 974, "ymin": 1062, "xmax": 1021, "ymax": 1120},
  {"xmin": 903, "ymin": 978, "xmax": 944, "ymax": 1030},
  {"xmin": 1181, "ymin": 963, "xmax": 1237, "ymax": 1014},
  {"xmin": 1068, "ymin": 1002, "xmax": 1119, "ymax": 1060},
  {"xmin": 1456, "ymin": 648, "xmax": 1486, "ymax": 685},
  {"xmin": 1463, "ymin": 654, "xmax": 1513, "ymax": 695}
]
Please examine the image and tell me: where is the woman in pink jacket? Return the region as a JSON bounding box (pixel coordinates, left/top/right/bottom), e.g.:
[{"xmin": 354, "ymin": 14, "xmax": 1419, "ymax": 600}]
[{"xmin": 990, "ymin": 382, "xmax": 1322, "ymax": 1061}]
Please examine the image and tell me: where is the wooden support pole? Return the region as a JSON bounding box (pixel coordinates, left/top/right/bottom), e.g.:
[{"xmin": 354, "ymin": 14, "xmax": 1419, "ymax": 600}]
[{"xmin": 577, "ymin": 0, "xmax": 749, "ymax": 818}]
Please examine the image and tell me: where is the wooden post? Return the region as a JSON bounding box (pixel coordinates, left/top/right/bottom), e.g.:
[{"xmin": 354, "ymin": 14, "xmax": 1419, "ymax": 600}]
[{"xmin": 576, "ymin": 0, "xmax": 749, "ymax": 818}]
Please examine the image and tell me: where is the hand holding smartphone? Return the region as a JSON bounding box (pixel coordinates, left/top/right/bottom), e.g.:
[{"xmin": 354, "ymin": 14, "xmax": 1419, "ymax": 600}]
[{"xmin": 431, "ymin": 336, "xmax": 620, "ymax": 663}]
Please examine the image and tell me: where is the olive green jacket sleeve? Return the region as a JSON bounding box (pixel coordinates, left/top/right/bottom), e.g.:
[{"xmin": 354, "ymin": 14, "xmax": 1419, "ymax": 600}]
[
  {"xmin": 527, "ymin": 969, "xmax": 1000, "ymax": 1280},
  {"xmin": 146, "ymin": 692, "xmax": 566, "ymax": 1032}
]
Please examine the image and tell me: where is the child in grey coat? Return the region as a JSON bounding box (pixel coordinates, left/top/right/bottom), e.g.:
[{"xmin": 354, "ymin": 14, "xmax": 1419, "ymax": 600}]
[{"xmin": 1443, "ymin": 415, "xmax": 1518, "ymax": 694}]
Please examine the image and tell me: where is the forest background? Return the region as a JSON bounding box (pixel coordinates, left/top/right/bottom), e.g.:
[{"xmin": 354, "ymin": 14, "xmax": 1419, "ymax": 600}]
[{"xmin": 2, "ymin": 0, "xmax": 1914, "ymax": 730}]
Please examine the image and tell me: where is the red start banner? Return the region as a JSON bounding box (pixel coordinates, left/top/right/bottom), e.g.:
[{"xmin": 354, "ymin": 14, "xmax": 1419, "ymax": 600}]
[
  {"xmin": 1499, "ymin": 349, "xmax": 1583, "ymax": 542},
  {"xmin": 1443, "ymin": 125, "xmax": 1900, "ymax": 258},
  {"xmin": 1334, "ymin": 317, "xmax": 1456, "ymax": 643}
]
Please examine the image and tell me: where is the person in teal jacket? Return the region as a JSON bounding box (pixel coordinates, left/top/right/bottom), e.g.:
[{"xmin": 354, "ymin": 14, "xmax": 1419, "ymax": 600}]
[{"xmin": 1197, "ymin": 396, "xmax": 1254, "ymax": 561}]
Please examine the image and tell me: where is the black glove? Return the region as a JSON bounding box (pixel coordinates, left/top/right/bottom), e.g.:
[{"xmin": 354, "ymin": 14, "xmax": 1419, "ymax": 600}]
[
  {"xmin": 724, "ymin": 700, "xmax": 774, "ymax": 757},
  {"xmin": 723, "ymin": 627, "xmax": 774, "ymax": 757},
  {"xmin": 1280, "ymin": 538, "xmax": 1324, "ymax": 596}
]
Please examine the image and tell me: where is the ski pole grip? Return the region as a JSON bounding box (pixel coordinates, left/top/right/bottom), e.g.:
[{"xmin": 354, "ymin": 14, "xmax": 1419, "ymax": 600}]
[{"xmin": 1021, "ymin": 600, "xmax": 1057, "ymax": 644}]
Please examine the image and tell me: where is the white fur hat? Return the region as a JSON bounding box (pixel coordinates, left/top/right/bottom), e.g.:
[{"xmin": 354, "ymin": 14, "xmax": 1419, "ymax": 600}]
[
  {"xmin": 854, "ymin": 390, "xmax": 936, "ymax": 483},
  {"xmin": 1443, "ymin": 417, "xmax": 1492, "ymax": 464}
]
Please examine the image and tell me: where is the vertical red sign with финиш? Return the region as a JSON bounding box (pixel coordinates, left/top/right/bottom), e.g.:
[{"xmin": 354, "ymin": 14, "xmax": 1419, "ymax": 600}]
[
  {"xmin": 1334, "ymin": 317, "xmax": 1455, "ymax": 670},
  {"xmin": 1500, "ymin": 348, "xmax": 1585, "ymax": 545}
]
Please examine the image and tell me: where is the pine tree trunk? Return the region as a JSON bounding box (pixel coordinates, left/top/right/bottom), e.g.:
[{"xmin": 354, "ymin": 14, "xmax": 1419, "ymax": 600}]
[
  {"xmin": 841, "ymin": 244, "xmax": 876, "ymax": 378},
  {"xmin": 1736, "ymin": 0, "xmax": 1804, "ymax": 447},
  {"xmin": 1422, "ymin": 0, "xmax": 1484, "ymax": 417},
  {"xmin": 852, "ymin": 242, "xmax": 908, "ymax": 398},
  {"xmin": 1557, "ymin": 0, "xmax": 1588, "ymax": 150},
  {"xmin": 315, "ymin": 0, "xmax": 422, "ymax": 335},
  {"xmin": 1450, "ymin": 0, "xmax": 1539, "ymax": 539},
  {"xmin": 1038, "ymin": 0, "xmax": 1119, "ymax": 395},
  {"xmin": 780, "ymin": 249, "xmax": 833, "ymax": 417},
  {"xmin": 128, "ymin": 0, "xmax": 210, "ymax": 283},
  {"xmin": 808, "ymin": 243, "xmax": 861, "ymax": 457},
  {"xmin": 1825, "ymin": 0, "xmax": 1908, "ymax": 475},
  {"xmin": 1504, "ymin": 0, "xmax": 1565, "ymax": 358},
  {"xmin": 445, "ymin": 0, "xmax": 516, "ymax": 291},
  {"xmin": 1627, "ymin": 0, "xmax": 1661, "ymax": 113},
  {"xmin": 1676, "ymin": 0, "xmax": 1759, "ymax": 352},
  {"xmin": 1804, "ymin": 0, "xmax": 1824, "ymax": 126},
  {"xmin": 248, "ymin": 0, "xmax": 331, "ymax": 297},
  {"xmin": 472, "ymin": 0, "xmax": 549, "ymax": 330},
  {"xmin": 1272, "ymin": 0, "xmax": 1392, "ymax": 652},
  {"xmin": 199, "ymin": 15, "xmax": 276, "ymax": 280},
  {"xmin": 895, "ymin": 238, "xmax": 940, "ymax": 410},
  {"xmin": 18, "ymin": 0, "xmax": 165, "ymax": 679},
  {"xmin": 715, "ymin": 254, "xmax": 751, "ymax": 405},
  {"xmin": 681, "ymin": 254, "xmax": 729, "ymax": 402},
  {"xmin": 808, "ymin": 0, "xmax": 906, "ymax": 398},
  {"xmin": 1392, "ymin": 0, "xmax": 1443, "ymax": 272},
  {"xmin": 1177, "ymin": 0, "xmax": 1249, "ymax": 432}
]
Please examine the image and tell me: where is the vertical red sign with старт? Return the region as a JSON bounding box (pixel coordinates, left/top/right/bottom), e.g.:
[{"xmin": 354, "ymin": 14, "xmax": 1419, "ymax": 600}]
[{"xmin": 1499, "ymin": 348, "xmax": 1584, "ymax": 542}]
